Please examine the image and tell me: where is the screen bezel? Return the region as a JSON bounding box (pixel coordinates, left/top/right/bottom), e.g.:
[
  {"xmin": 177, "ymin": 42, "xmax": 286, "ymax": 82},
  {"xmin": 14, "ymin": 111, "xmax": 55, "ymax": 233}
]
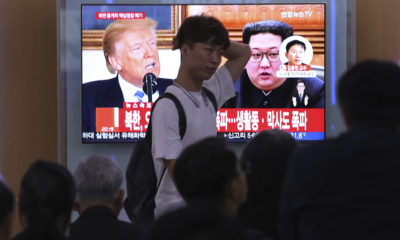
[
  {"xmin": 79, "ymin": 2, "xmax": 328, "ymax": 144},
  {"xmin": 59, "ymin": 0, "xmax": 352, "ymax": 164}
]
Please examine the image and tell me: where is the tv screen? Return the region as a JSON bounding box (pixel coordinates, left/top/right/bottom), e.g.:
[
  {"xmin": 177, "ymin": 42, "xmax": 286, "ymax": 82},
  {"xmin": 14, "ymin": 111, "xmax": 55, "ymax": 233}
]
[{"xmin": 81, "ymin": 3, "xmax": 326, "ymax": 143}]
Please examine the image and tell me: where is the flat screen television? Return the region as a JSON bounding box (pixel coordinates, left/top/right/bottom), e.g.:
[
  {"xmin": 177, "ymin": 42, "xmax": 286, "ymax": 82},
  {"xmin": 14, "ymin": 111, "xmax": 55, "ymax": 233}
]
[
  {"xmin": 80, "ymin": 3, "xmax": 330, "ymax": 143},
  {"xmin": 60, "ymin": 0, "xmax": 353, "ymax": 220},
  {"xmin": 59, "ymin": 0, "xmax": 353, "ymax": 168}
]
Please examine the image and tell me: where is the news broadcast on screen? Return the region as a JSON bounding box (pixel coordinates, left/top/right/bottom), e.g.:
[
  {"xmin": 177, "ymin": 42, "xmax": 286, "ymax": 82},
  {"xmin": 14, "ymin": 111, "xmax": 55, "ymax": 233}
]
[{"xmin": 81, "ymin": 4, "xmax": 325, "ymax": 143}]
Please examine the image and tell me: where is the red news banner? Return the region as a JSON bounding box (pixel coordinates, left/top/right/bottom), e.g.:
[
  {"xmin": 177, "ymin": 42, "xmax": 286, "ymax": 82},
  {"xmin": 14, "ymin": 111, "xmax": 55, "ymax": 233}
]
[
  {"xmin": 96, "ymin": 12, "xmax": 145, "ymax": 20},
  {"xmin": 95, "ymin": 102, "xmax": 324, "ymax": 133}
]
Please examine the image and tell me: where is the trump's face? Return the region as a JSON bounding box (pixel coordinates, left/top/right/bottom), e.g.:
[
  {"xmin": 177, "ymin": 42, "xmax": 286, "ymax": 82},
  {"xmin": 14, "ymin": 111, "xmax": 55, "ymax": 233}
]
[
  {"xmin": 245, "ymin": 33, "xmax": 286, "ymax": 91},
  {"xmin": 111, "ymin": 27, "xmax": 160, "ymax": 87}
]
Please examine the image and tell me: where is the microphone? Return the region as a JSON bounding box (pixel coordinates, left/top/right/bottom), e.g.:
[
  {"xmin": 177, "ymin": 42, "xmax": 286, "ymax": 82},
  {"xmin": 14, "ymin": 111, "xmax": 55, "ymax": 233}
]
[{"xmin": 142, "ymin": 73, "xmax": 158, "ymax": 102}]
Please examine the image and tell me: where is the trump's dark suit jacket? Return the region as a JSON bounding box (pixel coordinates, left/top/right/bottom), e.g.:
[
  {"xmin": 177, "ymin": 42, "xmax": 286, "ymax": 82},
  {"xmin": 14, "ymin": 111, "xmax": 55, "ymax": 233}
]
[{"xmin": 82, "ymin": 76, "xmax": 173, "ymax": 132}]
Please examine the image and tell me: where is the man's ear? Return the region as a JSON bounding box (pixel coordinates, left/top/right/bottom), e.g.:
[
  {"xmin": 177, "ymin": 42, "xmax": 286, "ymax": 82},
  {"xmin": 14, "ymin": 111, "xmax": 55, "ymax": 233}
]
[
  {"xmin": 108, "ymin": 55, "xmax": 122, "ymax": 72},
  {"xmin": 112, "ymin": 189, "xmax": 124, "ymax": 216},
  {"xmin": 180, "ymin": 44, "xmax": 190, "ymax": 57},
  {"xmin": 285, "ymin": 52, "xmax": 289, "ymax": 59}
]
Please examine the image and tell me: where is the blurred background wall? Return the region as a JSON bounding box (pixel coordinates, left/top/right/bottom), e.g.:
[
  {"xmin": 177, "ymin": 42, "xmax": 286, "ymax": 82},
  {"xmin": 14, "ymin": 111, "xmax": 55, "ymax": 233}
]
[
  {"xmin": 0, "ymin": 0, "xmax": 58, "ymax": 236},
  {"xmin": 356, "ymin": 0, "xmax": 400, "ymax": 61}
]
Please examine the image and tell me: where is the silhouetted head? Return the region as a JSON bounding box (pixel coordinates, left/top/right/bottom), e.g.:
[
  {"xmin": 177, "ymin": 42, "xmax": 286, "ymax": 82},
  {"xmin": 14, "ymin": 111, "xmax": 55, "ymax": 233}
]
[
  {"xmin": 73, "ymin": 154, "xmax": 124, "ymax": 215},
  {"xmin": 174, "ymin": 137, "xmax": 247, "ymax": 215},
  {"xmin": 238, "ymin": 130, "xmax": 297, "ymax": 238},
  {"xmin": 338, "ymin": 60, "xmax": 400, "ymax": 126},
  {"xmin": 19, "ymin": 160, "xmax": 75, "ymax": 240}
]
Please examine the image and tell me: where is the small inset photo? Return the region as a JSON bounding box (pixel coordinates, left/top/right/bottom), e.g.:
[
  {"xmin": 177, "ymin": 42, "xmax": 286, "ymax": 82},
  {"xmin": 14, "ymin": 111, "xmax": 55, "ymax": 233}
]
[{"xmin": 277, "ymin": 36, "xmax": 316, "ymax": 78}]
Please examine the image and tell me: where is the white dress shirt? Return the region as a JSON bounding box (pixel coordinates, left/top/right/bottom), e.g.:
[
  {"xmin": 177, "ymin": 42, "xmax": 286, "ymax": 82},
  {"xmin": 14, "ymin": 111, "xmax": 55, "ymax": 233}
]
[{"xmin": 118, "ymin": 75, "xmax": 160, "ymax": 102}]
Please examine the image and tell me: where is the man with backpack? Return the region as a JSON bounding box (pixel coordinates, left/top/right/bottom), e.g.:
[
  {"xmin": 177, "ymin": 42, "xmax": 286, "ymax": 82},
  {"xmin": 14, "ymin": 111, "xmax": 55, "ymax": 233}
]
[{"xmin": 150, "ymin": 15, "xmax": 251, "ymax": 219}]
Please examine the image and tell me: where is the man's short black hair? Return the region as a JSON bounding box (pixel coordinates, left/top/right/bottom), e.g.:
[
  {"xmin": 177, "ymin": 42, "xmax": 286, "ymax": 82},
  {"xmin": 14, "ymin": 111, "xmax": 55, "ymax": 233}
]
[
  {"xmin": 19, "ymin": 160, "xmax": 75, "ymax": 239},
  {"xmin": 296, "ymin": 79, "xmax": 306, "ymax": 86},
  {"xmin": 338, "ymin": 60, "xmax": 400, "ymax": 125},
  {"xmin": 174, "ymin": 137, "xmax": 238, "ymax": 207},
  {"xmin": 242, "ymin": 20, "xmax": 293, "ymax": 44},
  {"xmin": 286, "ymin": 39, "xmax": 306, "ymax": 53},
  {"xmin": 172, "ymin": 15, "xmax": 230, "ymax": 50}
]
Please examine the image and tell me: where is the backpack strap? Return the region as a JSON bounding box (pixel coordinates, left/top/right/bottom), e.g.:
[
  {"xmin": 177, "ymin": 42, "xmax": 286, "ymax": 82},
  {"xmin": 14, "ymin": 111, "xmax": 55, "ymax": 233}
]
[
  {"xmin": 150, "ymin": 93, "xmax": 186, "ymax": 195},
  {"xmin": 145, "ymin": 93, "xmax": 186, "ymax": 201},
  {"xmin": 202, "ymin": 87, "xmax": 218, "ymax": 112},
  {"xmin": 161, "ymin": 93, "xmax": 186, "ymax": 139},
  {"xmin": 147, "ymin": 92, "xmax": 186, "ymax": 140}
]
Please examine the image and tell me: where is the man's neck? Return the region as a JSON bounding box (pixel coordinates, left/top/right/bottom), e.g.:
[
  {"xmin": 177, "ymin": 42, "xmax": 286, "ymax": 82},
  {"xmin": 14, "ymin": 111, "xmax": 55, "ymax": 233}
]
[
  {"xmin": 175, "ymin": 68, "xmax": 203, "ymax": 92},
  {"xmin": 79, "ymin": 202, "xmax": 119, "ymax": 216},
  {"xmin": 119, "ymin": 73, "xmax": 142, "ymax": 88}
]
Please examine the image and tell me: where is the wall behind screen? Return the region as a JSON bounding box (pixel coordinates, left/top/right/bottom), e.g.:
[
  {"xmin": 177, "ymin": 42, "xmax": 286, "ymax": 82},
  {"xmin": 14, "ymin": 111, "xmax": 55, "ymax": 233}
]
[
  {"xmin": 0, "ymin": 0, "xmax": 58, "ymax": 237},
  {"xmin": 356, "ymin": 0, "xmax": 400, "ymax": 62}
]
